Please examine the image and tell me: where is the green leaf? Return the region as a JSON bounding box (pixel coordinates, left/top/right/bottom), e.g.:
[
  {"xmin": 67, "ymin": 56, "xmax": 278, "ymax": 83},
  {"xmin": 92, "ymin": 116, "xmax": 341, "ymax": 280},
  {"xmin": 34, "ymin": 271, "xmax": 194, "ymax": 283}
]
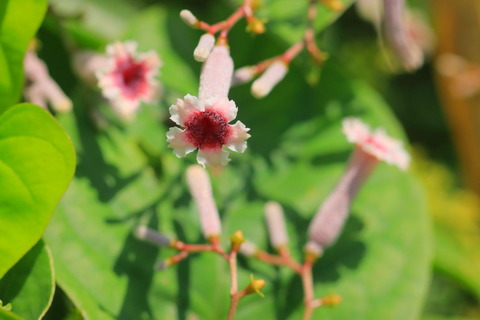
[
  {"xmin": 0, "ymin": 103, "xmax": 76, "ymax": 278},
  {"xmin": 0, "ymin": 0, "xmax": 47, "ymax": 111},
  {"xmin": 265, "ymin": 0, "xmax": 356, "ymax": 45},
  {"xmin": 0, "ymin": 241, "xmax": 55, "ymax": 320}
]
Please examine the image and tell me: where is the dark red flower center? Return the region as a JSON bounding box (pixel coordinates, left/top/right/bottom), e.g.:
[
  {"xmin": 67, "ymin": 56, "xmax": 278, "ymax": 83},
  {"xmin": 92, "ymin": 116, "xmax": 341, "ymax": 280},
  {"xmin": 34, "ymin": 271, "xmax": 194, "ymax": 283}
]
[
  {"xmin": 184, "ymin": 110, "xmax": 231, "ymax": 150},
  {"xmin": 114, "ymin": 57, "xmax": 148, "ymax": 98}
]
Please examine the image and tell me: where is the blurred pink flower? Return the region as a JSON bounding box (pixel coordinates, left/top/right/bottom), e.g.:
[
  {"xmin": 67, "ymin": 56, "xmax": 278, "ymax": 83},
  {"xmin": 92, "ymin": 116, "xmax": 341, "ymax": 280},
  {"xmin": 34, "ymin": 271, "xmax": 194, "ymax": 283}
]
[
  {"xmin": 96, "ymin": 41, "xmax": 161, "ymax": 120},
  {"xmin": 167, "ymin": 94, "xmax": 250, "ymax": 167},
  {"xmin": 306, "ymin": 118, "xmax": 410, "ymax": 254}
]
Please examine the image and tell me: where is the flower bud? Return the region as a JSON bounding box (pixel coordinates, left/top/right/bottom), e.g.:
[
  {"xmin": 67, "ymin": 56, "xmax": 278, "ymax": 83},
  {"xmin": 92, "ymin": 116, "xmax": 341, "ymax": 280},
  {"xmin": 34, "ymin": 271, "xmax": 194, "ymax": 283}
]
[
  {"xmin": 232, "ymin": 66, "xmax": 256, "ymax": 85},
  {"xmin": 264, "ymin": 201, "xmax": 288, "ymax": 250},
  {"xmin": 239, "ymin": 241, "xmax": 258, "ymax": 257},
  {"xmin": 180, "ymin": 9, "xmax": 198, "ymax": 27},
  {"xmin": 320, "ymin": 294, "xmax": 342, "ymax": 306},
  {"xmin": 194, "ymin": 33, "xmax": 215, "ymax": 62},
  {"xmin": 135, "ymin": 226, "xmax": 172, "ymax": 247},
  {"xmin": 246, "ymin": 18, "xmax": 266, "ymax": 34},
  {"xmin": 186, "ymin": 165, "xmax": 222, "ymax": 240},
  {"xmin": 245, "ymin": 274, "xmax": 266, "ymax": 297},
  {"xmin": 251, "ymin": 61, "xmax": 288, "ymax": 98},
  {"xmin": 230, "ymin": 230, "xmax": 245, "ymax": 252}
]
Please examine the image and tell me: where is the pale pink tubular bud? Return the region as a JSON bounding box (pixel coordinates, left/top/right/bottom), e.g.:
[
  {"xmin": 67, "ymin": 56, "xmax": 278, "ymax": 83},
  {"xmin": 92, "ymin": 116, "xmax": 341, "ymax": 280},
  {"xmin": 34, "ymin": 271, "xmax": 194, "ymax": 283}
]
[
  {"xmin": 180, "ymin": 9, "xmax": 198, "ymax": 27},
  {"xmin": 232, "ymin": 66, "xmax": 255, "ymax": 86},
  {"xmin": 198, "ymin": 45, "xmax": 234, "ymax": 102},
  {"xmin": 194, "ymin": 34, "xmax": 215, "ymax": 62},
  {"xmin": 251, "ymin": 61, "xmax": 288, "ymax": 98},
  {"xmin": 264, "ymin": 201, "xmax": 288, "ymax": 249},
  {"xmin": 383, "ymin": 0, "xmax": 423, "ymax": 71},
  {"xmin": 186, "ymin": 165, "xmax": 222, "ymax": 239},
  {"xmin": 135, "ymin": 226, "xmax": 171, "ymax": 247},
  {"xmin": 24, "ymin": 51, "xmax": 73, "ymax": 112},
  {"xmin": 239, "ymin": 241, "xmax": 258, "ymax": 257}
]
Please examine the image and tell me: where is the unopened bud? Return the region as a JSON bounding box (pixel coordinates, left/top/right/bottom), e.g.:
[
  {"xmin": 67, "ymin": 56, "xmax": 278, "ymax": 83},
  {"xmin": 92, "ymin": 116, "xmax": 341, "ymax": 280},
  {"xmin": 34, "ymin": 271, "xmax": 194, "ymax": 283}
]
[
  {"xmin": 247, "ymin": 18, "xmax": 266, "ymax": 34},
  {"xmin": 186, "ymin": 165, "xmax": 222, "ymax": 240},
  {"xmin": 304, "ymin": 241, "xmax": 323, "ymax": 263},
  {"xmin": 232, "ymin": 66, "xmax": 256, "ymax": 85},
  {"xmin": 245, "ymin": 274, "xmax": 266, "ymax": 297},
  {"xmin": 230, "ymin": 230, "xmax": 245, "ymax": 252},
  {"xmin": 320, "ymin": 294, "xmax": 342, "ymax": 306},
  {"xmin": 194, "ymin": 33, "xmax": 215, "ymax": 62},
  {"xmin": 321, "ymin": 0, "xmax": 344, "ymax": 12},
  {"xmin": 135, "ymin": 226, "xmax": 172, "ymax": 247},
  {"xmin": 180, "ymin": 9, "xmax": 198, "ymax": 27},
  {"xmin": 264, "ymin": 201, "xmax": 288, "ymax": 250},
  {"xmin": 251, "ymin": 61, "xmax": 288, "ymax": 98},
  {"xmin": 239, "ymin": 241, "xmax": 258, "ymax": 257}
]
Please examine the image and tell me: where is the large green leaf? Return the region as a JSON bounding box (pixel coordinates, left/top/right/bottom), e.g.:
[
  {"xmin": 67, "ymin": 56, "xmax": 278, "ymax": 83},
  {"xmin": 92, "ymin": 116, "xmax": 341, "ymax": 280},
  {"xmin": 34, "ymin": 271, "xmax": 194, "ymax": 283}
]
[
  {"xmin": 0, "ymin": 0, "xmax": 47, "ymax": 111},
  {"xmin": 0, "ymin": 104, "xmax": 76, "ymax": 277},
  {"xmin": 0, "ymin": 241, "xmax": 55, "ymax": 320}
]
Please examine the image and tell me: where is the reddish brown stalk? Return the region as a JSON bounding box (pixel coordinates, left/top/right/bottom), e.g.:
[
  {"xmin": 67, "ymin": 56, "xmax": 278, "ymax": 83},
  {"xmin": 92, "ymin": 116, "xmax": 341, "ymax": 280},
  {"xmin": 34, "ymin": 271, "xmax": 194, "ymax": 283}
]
[
  {"xmin": 227, "ymin": 249, "xmax": 240, "ymax": 320},
  {"xmin": 255, "ymin": 250, "xmax": 303, "ymax": 273},
  {"xmin": 301, "ymin": 262, "xmax": 316, "ymax": 320}
]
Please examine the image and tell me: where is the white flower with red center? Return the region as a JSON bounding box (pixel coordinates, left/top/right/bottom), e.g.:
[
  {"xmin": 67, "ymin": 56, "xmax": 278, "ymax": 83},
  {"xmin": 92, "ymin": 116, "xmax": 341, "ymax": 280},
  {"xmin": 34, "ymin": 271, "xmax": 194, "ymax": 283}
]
[
  {"xmin": 167, "ymin": 94, "xmax": 250, "ymax": 167},
  {"xmin": 96, "ymin": 41, "xmax": 161, "ymax": 120}
]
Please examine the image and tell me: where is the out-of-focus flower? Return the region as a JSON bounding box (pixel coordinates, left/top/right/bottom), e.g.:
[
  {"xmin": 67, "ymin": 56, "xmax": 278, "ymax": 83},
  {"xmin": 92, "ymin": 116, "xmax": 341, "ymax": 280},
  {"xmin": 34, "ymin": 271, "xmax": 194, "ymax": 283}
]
[
  {"xmin": 167, "ymin": 94, "xmax": 250, "ymax": 167},
  {"xmin": 24, "ymin": 50, "xmax": 72, "ymax": 112},
  {"xmin": 96, "ymin": 41, "xmax": 161, "ymax": 120},
  {"xmin": 307, "ymin": 118, "xmax": 409, "ymax": 252}
]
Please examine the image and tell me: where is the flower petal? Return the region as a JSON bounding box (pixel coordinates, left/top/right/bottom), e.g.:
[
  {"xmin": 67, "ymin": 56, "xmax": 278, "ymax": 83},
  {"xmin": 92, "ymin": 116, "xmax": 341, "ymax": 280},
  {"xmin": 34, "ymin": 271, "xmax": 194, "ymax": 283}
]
[
  {"xmin": 167, "ymin": 127, "xmax": 196, "ymax": 157},
  {"xmin": 342, "ymin": 117, "xmax": 370, "ymax": 144},
  {"xmin": 225, "ymin": 121, "xmax": 250, "ymax": 153},
  {"xmin": 196, "ymin": 148, "xmax": 230, "ymax": 168},
  {"xmin": 169, "ymin": 94, "xmax": 203, "ymax": 126},
  {"xmin": 205, "ymin": 97, "xmax": 237, "ymax": 122}
]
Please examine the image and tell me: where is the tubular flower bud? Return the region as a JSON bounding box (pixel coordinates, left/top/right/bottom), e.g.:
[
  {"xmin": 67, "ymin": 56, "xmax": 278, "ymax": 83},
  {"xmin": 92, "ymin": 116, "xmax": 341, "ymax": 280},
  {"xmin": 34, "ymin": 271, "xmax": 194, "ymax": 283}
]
[
  {"xmin": 232, "ymin": 66, "xmax": 256, "ymax": 86},
  {"xmin": 96, "ymin": 41, "xmax": 162, "ymax": 120},
  {"xmin": 239, "ymin": 241, "xmax": 258, "ymax": 257},
  {"xmin": 251, "ymin": 61, "xmax": 288, "ymax": 98},
  {"xmin": 186, "ymin": 165, "xmax": 222, "ymax": 239},
  {"xmin": 194, "ymin": 34, "xmax": 216, "ymax": 62},
  {"xmin": 383, "ymin": 0, "xmax": 423, "ymax": 71},
  {"xmin": 24, "ymin": 50, "xmax": 73, "ymax": 112},
  {"xmin": 264, "ymin": 201, "xmax": 288, "ymax": 250},
  {"xmin": 199, "ymin": 45, "xmax": 234, "ymax": 102},
  {"xmin": 180, "ymin": 9, "xmax": 198, "ymax": 27},
  {"xmin": 135, "ymin": 226, "xmax": 172, "ymax": 247},
  {"xmin": 308, "ymin": 118, "xmax": 410, "ymax": 250}
]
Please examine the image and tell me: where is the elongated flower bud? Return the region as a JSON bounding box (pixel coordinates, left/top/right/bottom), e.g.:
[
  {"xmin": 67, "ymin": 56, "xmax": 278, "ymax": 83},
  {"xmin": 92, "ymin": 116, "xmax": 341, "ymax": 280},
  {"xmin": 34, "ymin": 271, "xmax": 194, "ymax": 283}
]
[
  {"xmin": 264, "ymin": 201, "xmax": 288, "ymax": 250},
  {"xmin": 251, "ymin": 61, "xmax": 288, "ymax": 98},
  {"xmin": 232, "ymin": 66, "xmax": 256, "ymax": 85},
  {"xmin": 199, "ymin": 45, "xmax": 234, "ymax": 102},
  {"xmin": 383, "ymin": 0, "xmax": 423, "ymax": 71},
  {"xmin": 135, "ymin": 226, "xmax": 172, "ymax": 247},
  {"xmin": 194, "ymin": 34, "xmax": 216, "ymax": 62},
  {"xmin": 180, "ymin": 9, "xmax": 198, "ymax": 27},
  {"xmin": 239, "ymin": 241, "xmax": 258, "ymax": 257},
  {"xmin": 186, "ymin": 165, "xmax": 222, "ymax": 240}
]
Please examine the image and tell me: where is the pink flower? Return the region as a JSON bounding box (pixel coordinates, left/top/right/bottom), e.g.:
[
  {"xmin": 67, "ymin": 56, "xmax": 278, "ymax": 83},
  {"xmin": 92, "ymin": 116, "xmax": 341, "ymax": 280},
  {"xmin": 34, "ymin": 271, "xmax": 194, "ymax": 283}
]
[
  {"xmin": 307, "ymin": 118, "xmax": 410, "ymax": 253},
  {"xmin": 96, "ymin": 41, "xmax": 161, "ymax": 120},
  {"xmin": 167, "ymin": 94, "xmax": 250, "ymax": 167},
  {"xmin": 167, "ymin": 44, "xmax": 250, "ymax": 167}
]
